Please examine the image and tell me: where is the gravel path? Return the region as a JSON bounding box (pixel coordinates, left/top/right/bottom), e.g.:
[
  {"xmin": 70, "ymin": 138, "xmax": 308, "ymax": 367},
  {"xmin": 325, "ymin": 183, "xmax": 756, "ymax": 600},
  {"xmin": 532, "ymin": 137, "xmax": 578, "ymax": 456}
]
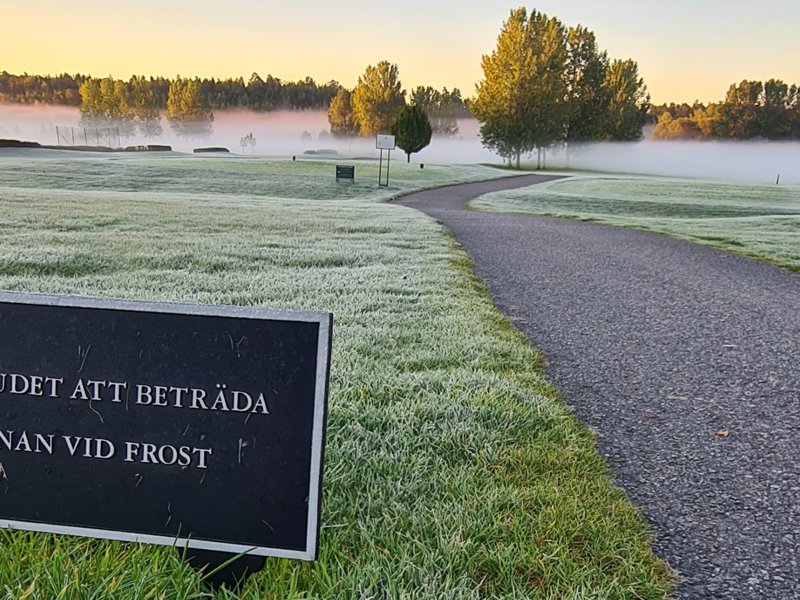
[{"xmin": 395, "ymin": 175, "xmax": 800, "ymax": 599}]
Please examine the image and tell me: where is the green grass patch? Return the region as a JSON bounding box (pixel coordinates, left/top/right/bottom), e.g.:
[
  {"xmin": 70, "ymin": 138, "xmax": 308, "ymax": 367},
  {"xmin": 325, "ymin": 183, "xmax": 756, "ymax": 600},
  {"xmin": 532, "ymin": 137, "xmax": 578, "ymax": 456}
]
[
  {"xmin": 471, "ymin": 175, "xmax": 800, "ymax": 272},
  {"xmin": 0, "ymin": 156, "xmax": 673, "ymax": 598}
]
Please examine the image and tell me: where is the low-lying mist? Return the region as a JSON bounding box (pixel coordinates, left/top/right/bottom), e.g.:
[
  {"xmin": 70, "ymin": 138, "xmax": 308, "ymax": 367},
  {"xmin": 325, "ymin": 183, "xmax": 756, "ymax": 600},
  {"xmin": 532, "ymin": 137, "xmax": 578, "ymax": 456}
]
[
  {"xmin": 544, "ymin": 141, "xmax": 800, "ymax": 186},
  {"xmin": 2, "ymin": 104, "xmax": 799, "ymax": 185}
]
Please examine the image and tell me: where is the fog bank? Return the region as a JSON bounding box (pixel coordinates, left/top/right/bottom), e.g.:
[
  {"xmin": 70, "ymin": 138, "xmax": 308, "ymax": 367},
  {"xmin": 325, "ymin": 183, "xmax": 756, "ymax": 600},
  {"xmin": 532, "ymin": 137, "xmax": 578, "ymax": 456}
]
[
  {"xmin": 2, "ymin": 104, "xmax": 799, "ymax": 185},
  {"xmin": 542, "ymin": 141, "xmax": 800, "ymax": 186},
  {"xmin": 0, "ymin": 104, "xmax": 80, "ymax": 143}
]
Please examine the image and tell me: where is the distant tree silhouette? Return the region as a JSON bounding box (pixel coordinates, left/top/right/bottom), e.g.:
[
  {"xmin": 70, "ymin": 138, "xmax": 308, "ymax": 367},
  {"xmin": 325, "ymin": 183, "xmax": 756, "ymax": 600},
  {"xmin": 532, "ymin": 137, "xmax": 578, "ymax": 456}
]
[
  {"xmin": 650, "ymin": 79, "xmax": 800, "ymax": 140},
  {"xmin": 410, "ymin": 86, "xmax": 468, "ymax": 137},
  {"xmin": 239, "ymin": 132, "xmax": 255, "ymax": 154},
  {"xmin": 1, "ymin": 71, "xmax": 340, "ymax": 112}
]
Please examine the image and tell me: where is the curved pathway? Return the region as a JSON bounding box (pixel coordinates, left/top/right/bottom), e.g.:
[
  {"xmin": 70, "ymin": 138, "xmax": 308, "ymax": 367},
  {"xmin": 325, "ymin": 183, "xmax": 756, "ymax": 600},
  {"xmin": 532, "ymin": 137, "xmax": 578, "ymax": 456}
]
[{"xmin": 395, "ymin": 175, "xmax": 800, "ymax": 599}]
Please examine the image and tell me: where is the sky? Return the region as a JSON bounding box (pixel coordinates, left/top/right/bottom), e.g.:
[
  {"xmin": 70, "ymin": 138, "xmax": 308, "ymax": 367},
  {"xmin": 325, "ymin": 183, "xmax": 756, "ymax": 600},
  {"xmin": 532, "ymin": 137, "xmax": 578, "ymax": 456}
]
[{"xmin": 2, "ymin": 0, "xmax": 800, "ymax": 105}]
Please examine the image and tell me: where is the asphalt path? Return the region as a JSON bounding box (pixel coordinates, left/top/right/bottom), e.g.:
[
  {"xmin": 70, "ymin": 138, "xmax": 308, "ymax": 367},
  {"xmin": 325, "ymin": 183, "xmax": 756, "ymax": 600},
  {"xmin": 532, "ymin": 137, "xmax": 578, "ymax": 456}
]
[{"xmin": 395, "ymin": 175, "xmax": 800, "ymax": 599}]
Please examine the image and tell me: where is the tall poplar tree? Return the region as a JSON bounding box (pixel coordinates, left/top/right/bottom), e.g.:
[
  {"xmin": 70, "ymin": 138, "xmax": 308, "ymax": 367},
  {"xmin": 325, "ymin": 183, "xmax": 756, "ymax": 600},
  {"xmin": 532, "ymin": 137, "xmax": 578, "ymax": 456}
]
[
  {"xmin": 78, "ymin": 79, "xmax": 104, "ymax": 127},
  {"xmin": 712, "ymin": 81, "xmax": 756, "ymax": 138},
  {"xmin": 327, "ymin": 88, "xmax": 358, "ymax": 137},
  {"xmin": 527, "ymin": 12, "xmax": 569, "ymax": 155},
  {"xmin": 760, "ymin": 79, "xmax": 792, "ymax": 139},
  {"xmin": 79, "ymin": 77, "xmax": 136, "ymax": 138},
  {"xmin": 132, "ymin": 77, "xmax": 162, "ymax": 139},
  {"xmin": 99, "ymin": 78, "xmax": 116, "ymax": 124},
  {"xmin": 351, "ymin": 61, "xmax": 406, "ymax": 135},
  {"xmin": 565, "ymin": 26, "xmax": 609, "ymax": 146},
  {"xmin": 166, "ymin": 77, "xmax": 214, "ymax": 140},
  {"xmin": 111, "ymin": 79, "xmax": 136, "ymax": 138},
  {"xmin": 472, "ymin": 8, "xmax": 532, "ymax": 167},
  {"xmin": 472, "ymin": 8, "xmax": 568, "ymax": 168},
  {"xmin": 789, "ymin": 85, "xmax": 800, "ymax": 138},
  {"xmin": 474, "ymin": 8, "xmax": 651, "ymax": 162},
  {"xmin": 601, "ymin": 59, "xmax": 649, "ymax": 141}
]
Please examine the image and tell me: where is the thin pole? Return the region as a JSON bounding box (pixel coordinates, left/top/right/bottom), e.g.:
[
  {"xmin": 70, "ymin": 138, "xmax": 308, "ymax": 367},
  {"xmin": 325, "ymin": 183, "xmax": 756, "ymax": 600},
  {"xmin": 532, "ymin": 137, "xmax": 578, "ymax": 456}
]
[
  {"xmin": 378, "ymin": 149, "xmax": 383, "ymax": 186},
  {"xmin": 386, "ymin": 150, "xmax": 390, "ymax": 186}
]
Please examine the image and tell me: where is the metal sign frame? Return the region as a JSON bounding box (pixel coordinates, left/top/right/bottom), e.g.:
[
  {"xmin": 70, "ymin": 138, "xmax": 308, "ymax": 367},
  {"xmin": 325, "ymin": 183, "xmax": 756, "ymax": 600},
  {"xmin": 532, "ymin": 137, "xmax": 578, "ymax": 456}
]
[{"xmin": 376, "ymin": 135, "xmax": 395, "ymax": 187}]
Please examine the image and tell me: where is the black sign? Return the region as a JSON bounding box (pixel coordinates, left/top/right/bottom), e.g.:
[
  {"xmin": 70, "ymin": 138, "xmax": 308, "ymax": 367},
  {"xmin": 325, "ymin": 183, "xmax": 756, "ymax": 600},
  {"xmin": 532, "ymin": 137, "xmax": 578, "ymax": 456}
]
[
  {"xmin": 335, "ymin": 165, "xmax": 355, "ymax": 182},
  {"xmin": 0, "ymin": 292, "xmax": 332, "ymax": 560}
]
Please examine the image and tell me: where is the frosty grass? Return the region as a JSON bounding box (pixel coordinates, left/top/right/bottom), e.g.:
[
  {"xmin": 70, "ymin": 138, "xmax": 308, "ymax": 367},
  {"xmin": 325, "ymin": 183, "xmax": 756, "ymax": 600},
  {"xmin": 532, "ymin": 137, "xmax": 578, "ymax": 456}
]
[{"xmin": 0, "ymin": 154, "xmax": 673, "ymax": 599}]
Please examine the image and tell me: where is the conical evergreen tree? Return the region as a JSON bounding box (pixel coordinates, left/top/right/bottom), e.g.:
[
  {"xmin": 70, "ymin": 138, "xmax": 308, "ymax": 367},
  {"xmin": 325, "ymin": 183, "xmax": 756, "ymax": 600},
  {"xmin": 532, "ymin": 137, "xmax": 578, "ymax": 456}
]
[{"xmin": 391, "ymin": 105, "xmax": 432, "ymax": 162}]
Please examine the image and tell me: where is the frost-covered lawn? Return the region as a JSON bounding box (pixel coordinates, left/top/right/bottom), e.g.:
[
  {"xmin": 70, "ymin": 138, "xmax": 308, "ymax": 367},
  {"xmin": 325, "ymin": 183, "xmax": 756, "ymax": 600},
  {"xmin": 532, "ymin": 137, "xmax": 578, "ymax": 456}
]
[
  {"xmin": 0, "ymin": 152, "xmax": 516, "ymax": 201},
  {"xmin": 471, "ymin": 176, "xmax": 800, "ymax": 272},
  {"xmin": 0, "ymin": 155, "xmax": 672, "ymax": 599}
]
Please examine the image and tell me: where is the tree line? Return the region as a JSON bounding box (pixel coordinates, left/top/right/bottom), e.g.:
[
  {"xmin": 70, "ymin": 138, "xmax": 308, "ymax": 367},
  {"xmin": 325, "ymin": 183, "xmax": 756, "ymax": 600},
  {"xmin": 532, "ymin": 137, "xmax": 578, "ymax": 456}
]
[
  {"xmin": 0, "ymin": 71, "xmax": 339, "ymax": 111},
  {"xmin": 326, "ymin": 67, "xmax": 470, "ymax": 141},
  {"xmin": 325, "ymin": 61, "xmax": 439, "ymax": 161},
  {"xmin": 0, "ymin": 70, "xmax": 472, "ymax": 121},
  {"xmin": 652, "ymin": 80, "xmax": 800, "ymax": 140},
  {"xmin": 78, "ymin": 76, "xmax": 215, "ymax": 140},
  {"xmin": 326, "ymin": 8, "xmax": 650, "ymax": 167}
]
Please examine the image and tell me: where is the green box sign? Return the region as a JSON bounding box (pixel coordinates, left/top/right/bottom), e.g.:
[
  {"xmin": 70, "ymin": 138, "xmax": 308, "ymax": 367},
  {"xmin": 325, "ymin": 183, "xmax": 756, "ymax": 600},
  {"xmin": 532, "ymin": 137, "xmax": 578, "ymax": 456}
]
[{"xmin": 335, "ymin": 165, "xmax": 355, "ymax": 182}]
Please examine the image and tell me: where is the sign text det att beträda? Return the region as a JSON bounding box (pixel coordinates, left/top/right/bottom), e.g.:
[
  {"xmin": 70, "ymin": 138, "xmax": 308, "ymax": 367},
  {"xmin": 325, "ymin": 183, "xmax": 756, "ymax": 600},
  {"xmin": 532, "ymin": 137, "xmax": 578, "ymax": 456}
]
[{"xmin": 0, "ymin": 371, "xmax": 272, "ymax": 470}]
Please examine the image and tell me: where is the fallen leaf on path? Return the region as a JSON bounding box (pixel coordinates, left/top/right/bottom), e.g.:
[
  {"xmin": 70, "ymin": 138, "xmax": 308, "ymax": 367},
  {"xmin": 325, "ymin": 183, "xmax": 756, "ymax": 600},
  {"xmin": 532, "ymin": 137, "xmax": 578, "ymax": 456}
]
[{"xmin": 714, "ymin": 430, "xmax": 729, "ymax": 438}]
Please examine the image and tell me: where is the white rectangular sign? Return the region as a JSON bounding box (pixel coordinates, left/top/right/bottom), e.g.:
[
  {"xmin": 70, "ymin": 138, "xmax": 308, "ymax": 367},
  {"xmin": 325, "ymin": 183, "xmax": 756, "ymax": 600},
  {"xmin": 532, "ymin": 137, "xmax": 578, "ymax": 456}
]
[{"xmin": 376, "ymin": 134, "xmax": 396, "ymax": 150}]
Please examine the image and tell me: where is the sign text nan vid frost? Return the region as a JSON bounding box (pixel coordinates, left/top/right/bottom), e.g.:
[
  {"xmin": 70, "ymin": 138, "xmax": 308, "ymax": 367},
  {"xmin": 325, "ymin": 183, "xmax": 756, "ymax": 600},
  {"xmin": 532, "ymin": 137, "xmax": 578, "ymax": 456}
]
[{"xmin": 0, "ymin": 293, "xmax": 332, "ymax": 560}]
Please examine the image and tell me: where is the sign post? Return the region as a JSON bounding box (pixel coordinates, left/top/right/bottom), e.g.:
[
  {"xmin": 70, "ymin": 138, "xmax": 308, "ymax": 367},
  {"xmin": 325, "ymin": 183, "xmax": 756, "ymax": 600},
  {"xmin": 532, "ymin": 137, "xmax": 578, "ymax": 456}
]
[
  {"xmin": 0, "ymin": 292, "xmax": 333, "ymax": 586},
  {"xmin": 376, "ymin": 134, "xmax": 395, "ymax": 187}
]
